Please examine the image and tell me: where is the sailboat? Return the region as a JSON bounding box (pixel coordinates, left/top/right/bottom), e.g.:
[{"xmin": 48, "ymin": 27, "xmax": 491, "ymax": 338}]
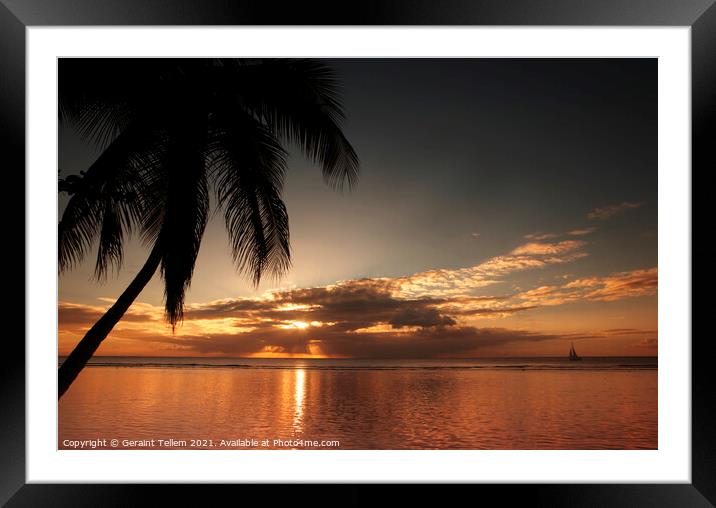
[{"xmin": 568, "ymin": 342, "xmax": 582, "ymax": 361}]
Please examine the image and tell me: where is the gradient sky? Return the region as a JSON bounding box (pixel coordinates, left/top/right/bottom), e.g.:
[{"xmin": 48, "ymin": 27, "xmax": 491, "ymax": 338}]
[{"xmin": 58, "ymin": 58, "xmax": 657, "ymax": 358}]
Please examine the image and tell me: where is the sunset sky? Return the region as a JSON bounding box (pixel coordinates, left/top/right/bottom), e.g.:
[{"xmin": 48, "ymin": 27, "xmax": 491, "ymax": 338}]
[{"xmin": 58, "ymin": 58, "xmax": 657, "ymax": 358}]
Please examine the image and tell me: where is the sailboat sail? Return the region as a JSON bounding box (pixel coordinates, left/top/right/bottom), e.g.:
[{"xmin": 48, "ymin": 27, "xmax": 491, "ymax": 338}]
[{"xmin": 569, "ymin": 342, "xmax": 581, "ymax": 361}]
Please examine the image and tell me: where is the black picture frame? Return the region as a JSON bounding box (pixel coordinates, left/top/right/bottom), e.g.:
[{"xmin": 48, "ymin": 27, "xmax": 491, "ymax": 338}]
[{"xmin": 2, "ymin": 1, "xmax": 713, "ymax": 505}]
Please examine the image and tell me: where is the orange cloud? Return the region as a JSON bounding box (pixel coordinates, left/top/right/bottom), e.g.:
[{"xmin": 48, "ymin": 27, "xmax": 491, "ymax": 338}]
[
  {"xmin": 567, "ymin": 227, "xmax": 597, "ymax": 236},
  {"xmin": 587, "ymin": 201, "xmax": 643, "ymax": 220},
  {"xmin": 524, "ymin": 232, "xmax": 559, "ymax": 241},
  {"xmin": 395, "ymin": 240, "xmax": 588, "ymax": 298},
  {"xmin": 517, "ymin": 268, "xmax": 657, "ymax": 306},
  {"xmin": 60, "ymin": 265, "xmax": 657, "ymax": 359},
  {"xmin": 59, "ymin": 237, "xmax": 656, "ymax": 359},
  {"xmin": 510, "ymin": 240, "xmax": 586, "ymax": 256}
]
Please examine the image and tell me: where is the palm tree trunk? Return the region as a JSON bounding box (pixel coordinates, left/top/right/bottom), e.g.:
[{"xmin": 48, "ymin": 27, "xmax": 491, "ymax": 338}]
[{"xmin": 58, "ymin": 244, "xmax": 163, "ymax": 399}]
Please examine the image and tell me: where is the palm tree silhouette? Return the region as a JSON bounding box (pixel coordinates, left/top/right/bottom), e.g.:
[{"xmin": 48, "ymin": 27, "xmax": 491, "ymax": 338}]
[{"xmin": 58, "ymin": 59, "xmax": 359, "ymax": 398}]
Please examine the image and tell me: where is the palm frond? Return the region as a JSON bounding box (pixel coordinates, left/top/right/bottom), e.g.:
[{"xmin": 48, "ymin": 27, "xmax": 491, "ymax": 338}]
[
  {"xmin": 59, "ymin": 59, "xmax": 141, "ymax": 149},
  {"xmin": 58, "ymin": 124, "xmax": 158, "ymax": 277},
  {"xmin": 208, "ymin": 112, "xmax": 291, "ymax": 286},
  {"xmin": 59, "ymin": 58, "xmax": 181, "ymax": 149},
  {"xmin": 93, "ymin": 200, "xmax": 125, "ymax": 280},
  {"xmin": 155, "ymin": 123, "xmax": 210, "ymax": 328},
  {"xmin": 221, "ymin": 59, "xmax": 360, "ymax": 190}
]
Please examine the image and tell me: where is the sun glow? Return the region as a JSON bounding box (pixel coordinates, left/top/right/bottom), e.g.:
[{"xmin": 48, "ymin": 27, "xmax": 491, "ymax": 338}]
[
  {"xmin": 276, "ymin": 320, "xmax": 328, "ymax": 330},
  {"xmin": 275, "ymin": 303, "xmax": 317, "ymax": 312},
  {"xmin": 280, "ymin": 320, "xmax": 310, "ymax": 329}
]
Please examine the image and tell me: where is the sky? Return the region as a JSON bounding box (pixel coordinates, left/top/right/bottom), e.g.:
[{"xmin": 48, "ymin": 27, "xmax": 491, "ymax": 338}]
[{"xmin": 58, "ymin": 58, "xmax": 657, "ymax": 358}]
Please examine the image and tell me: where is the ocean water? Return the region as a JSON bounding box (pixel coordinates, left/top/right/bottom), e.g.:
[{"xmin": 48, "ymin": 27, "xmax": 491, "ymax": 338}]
[{"xmin": 58, "ymin": 357, "xmax": 657, "ymax": 450}]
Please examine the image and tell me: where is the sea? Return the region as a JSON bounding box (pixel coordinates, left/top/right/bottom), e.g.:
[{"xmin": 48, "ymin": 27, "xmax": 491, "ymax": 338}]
[{"xmin": 58, "ymin": 356, "xmax": 657, "ymax": 450}]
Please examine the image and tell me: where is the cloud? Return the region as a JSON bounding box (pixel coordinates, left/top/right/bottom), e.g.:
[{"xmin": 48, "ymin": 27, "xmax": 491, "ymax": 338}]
[
  {"xmin": 587, "ymin": 202, "xmax": 643, "ymax": 220},
  {"xmin": 135, "ymin": 325, "xmax": 565, "ymax": 359},
  {"xmin": 60, "ymin": 265, "xmax": 657, "ymax": 358},
  {"xmin": 524, "ymin": 232, "xmax": 559, "ymax": 241},
  {"xmin": 59, "ymin": 237, "xmax": 656, "ymax": 359},
  {"xmin": 184, "ymin": 281, "xmax": 510, "ymax": 334},
  {"xmin": 395, "ymin": 240, "xmax": 588, "ymax": 298},
  {"xmin": 561, "ymin": 268, "xmax": 657, "ymax": 301},
  {"xmin": 510, "ymin": 240, "xmax": 586, "ymax": 256},
  {"xmin": 602, "ymin": 328, "xmax": 658, "ymax": 336},
  {"xmin": 59, "ymin": 301, "xmax": 161, "ymax": 326},
  {"xmin": 638, "ymin": 338, "xmax": 658, "ymax": 348},
  {"xmin": 567, "ymin": 227, "xmax": 596, "ymax": 236},
  {"xmin": 525, "ymin": 228, "xmax": 596, "ymax": 241},
  {"xmin": 516, "ymin": 268, "xmax": 657, "ymax": 306}
]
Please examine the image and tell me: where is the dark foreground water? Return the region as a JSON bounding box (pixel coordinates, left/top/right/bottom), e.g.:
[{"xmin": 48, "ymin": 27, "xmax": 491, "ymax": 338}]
[{"xmin": 58, "ymin": 357, "xmax": 657, "ymax": 450}]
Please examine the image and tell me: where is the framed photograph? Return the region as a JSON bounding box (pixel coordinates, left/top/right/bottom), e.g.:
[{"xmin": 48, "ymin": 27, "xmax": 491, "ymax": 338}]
[{"xmin": 4, "ymin": 0, "xmax": 712, "ymax": 504}]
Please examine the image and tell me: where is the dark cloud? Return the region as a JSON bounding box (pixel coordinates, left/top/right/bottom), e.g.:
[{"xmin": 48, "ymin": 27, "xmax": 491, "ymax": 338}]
[
  {"xmin": 63, "ymin": 236, "xmax": 596, "ymax": 335},
  {"xmin": 603, "ymin": 328, "xmax": 658, "ymax": 336},
  {"xmin": 58, "ymin": 302, "xmax": 158, "ymax": 326},
  {"xmin": 318, "ymin": 327, "xmax": 562, "ymax": 359},
  {"xmin": 388, "ymin": 307, "xmax": 455, "ymax": 328},
  {"xmin": 186, "ymin": 280, "xmax": 474, "ymax": 333},
  {"xmin": 61, "ymin": 275, "xmax": 555, "ymax": 357},
  {"xmin": 147, "ymin": 325, "xmax": 563, "ymax": 359},
  {"xmin": 59, "ymin": 252, "xmax": 656, "ymax": 358},
  {"xmin": 638, "ymin": 338, "xmax": 658, "ymax": 348},
  {"xmin": 58, "ymin": 304, "xmax": 104, "ymax": 326},
  {"xmin": 587, "ymin": 201, "xmax": 643, "ymax": 220}
]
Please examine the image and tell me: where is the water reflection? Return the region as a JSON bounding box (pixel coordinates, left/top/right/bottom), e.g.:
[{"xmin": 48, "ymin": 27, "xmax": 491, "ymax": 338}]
[
  {"xmin": 59, "ymin": 366, "xmax": 657, "ymax": 449},
  {"xmin": 292, "ymin": 368, "xmax": 305, "ymax": 433}
]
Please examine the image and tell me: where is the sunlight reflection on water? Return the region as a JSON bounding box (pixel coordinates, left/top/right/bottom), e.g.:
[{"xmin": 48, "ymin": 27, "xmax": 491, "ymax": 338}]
[{"xmin": 293, "ymin": 368, "xmax": 305, "ymax": 434}]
